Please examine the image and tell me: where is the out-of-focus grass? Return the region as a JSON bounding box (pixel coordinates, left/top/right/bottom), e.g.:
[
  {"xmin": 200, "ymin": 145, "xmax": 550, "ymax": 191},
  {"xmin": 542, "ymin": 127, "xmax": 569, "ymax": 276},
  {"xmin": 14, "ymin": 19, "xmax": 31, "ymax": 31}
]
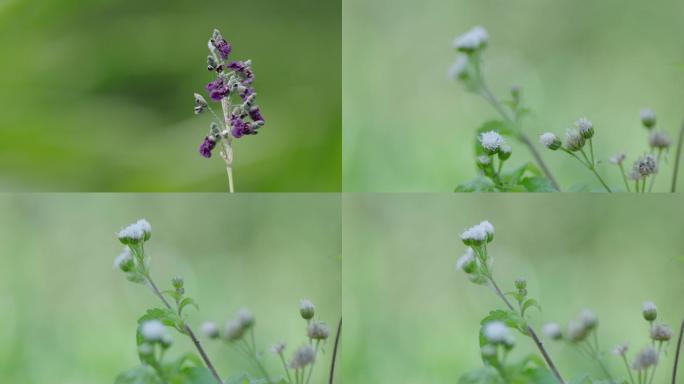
[
  {"xmin": 0, "ymin": 0, "xmax": 341, "ymax": 191},
  {"xmin": 343, "ymin": 0, "xmax": 684, "ymax": 192},
  {"xmin": 0, "ymin": 194, "xmax": 341, "ymax": 383},
  {"xmin": 342, "ymin": 194, "xmax": 684, "ymax": 383}
]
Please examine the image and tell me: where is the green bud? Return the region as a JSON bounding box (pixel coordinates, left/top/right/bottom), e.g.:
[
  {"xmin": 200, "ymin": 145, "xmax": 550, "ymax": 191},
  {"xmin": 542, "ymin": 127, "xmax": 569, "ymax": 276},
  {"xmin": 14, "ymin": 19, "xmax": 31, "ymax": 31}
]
[
  {"xmin": 172, "ymin": 276, "xmax": 184, "ymax": 289},
  {"xmin": 514, "ymin": 278, "xmax": 527, "ymax": 290},
  {"xmin": 498, "ymin": 145, "xmax": 512, "ymax": 161},
  {"xmin": 300, "ymin": 300, "xmax": 315, "ymax": 320}
]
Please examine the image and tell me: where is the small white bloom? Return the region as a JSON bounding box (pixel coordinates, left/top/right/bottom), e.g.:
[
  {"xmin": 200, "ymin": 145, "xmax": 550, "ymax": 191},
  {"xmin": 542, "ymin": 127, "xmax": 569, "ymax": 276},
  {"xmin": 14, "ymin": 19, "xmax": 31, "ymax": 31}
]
[
  {"xmin": 642, "ymin": 301, "xmax": 657, "ymax": 321},
  {"xmin": 483, "ymin": 321, "xmax": 509, "ymax": 343},
  {"xmin": 650, "ymin": 323, "xmax": 672, "ymax": 341},
  {"xmin": 633, "ymin": 154, "xmax": 658, "ymax": 177},
  {"xmin": 289, "ymin": 344, "xmax": 316, "ymax": 369},
  {"xmin": 456, "ymin": 248, "xmax": 475, "ymax": 271},
  {"xmin": 307, "ymin": 321, "xmax": 330, "ymax": 340},
  {"xmin": 649, "ymin": 130, "xmax": 671, "ymax": 149},
  {"xmin": 609, "ymin": 152, "xmax": 626, "ymax": 165},
  {"xmin": 453, "ymin": 26, "xmax": 489, "ymax": 51},
  {"xmin": 113, "ymin": 247, "xmax": 133, "ymax": 269},
  {"xmin": 141, "ymin": 320, "xmax": 166, "ymax": 342},
  {"xmin": 478, "ymin": 221, "xmax": 494, "ymax": 236},
  {"xmin": 632, "ymin": 346, "xmax": 658, "ymax": 371},
  {"xmin": 479, "ymin": 131, "xmax": 504, "ymax": 152},
  {"xmin": 448, "ymin": 55, "xmax": 469, "ymax": 80},
  {"xmin": 575, "ymin": 118, "xmax": 593, "ymax": 132},
  {"xmin": 539, "ymin": 132, "xmax": 560, "ymax": 150},
  {"xmin": 612, "ymin": 343, "xmax": 629, "ymax": 356},
  {"xmin": 567, "ymin": 320, "xmax": 589, "ymax": 342},
  {"xmin": 543, "ymin": 323, "xmax": 562, "ymax": 340},
  {"xmin": 563, "ymin": 128, "xmax": 585, "ymax": 151},
  {"xmin": 271, "ymin": 341, "xmax": 287, "ymax": 354},
  {"xmin": 237, "ymin": 308, "xmax": 255, "ymax": 329},
  {"xmin": 477, "ymin": 155, "xmax": 491, "ymax": 166},
  {"xmin": 224, "ymin": 319, "xmax": 245, "ymax": 341},
  {"xmin": 300, "ymin": 299, "xmax": 315, "ymax": 320},
  {"xmin": 136, "ymin": 219, "xmax": 151, "ymax": 234},
  {"xmin": 640, "ymin": 108, "xmax": 656, "ymax": 128},
  {"xmin": 461, "ymin": 225, "xmax": 487, "ymax": 243},
  {"xmin": 118, "ymin": 224, "xmax": 144, "ymax": 242},
  {"xmin": 579, "ymin": 309, "xmax": 598, "ymax": 329},
  {"xmin": 200, "ymin": 322, "xmax": 219, "ymax": 339}
]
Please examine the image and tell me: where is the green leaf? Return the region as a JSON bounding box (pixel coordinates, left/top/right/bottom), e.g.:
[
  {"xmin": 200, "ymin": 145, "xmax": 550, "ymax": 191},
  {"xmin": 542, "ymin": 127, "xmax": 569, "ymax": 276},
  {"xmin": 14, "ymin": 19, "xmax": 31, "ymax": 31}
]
[
  {"xmin": 479, "ymin": 309, "xmax": 528, "ymax": 347},
  {"xmin": 500, "ymin": 162, "xmax": 541, "ymax": 185},
  {"xmin": 455, "ymin": 176, "xmax": 498, "ymax": 192},
  {"xmin": 521, "ymin": 299, "xmax": 541, "ymax": 317},
  {"xmin": 520, "ymin": 176, "xmax": 556, "ymax": 192},
  {"xmin": 458, "ymin": 366, "xmax": 504, "ymax": 384},
  {"xmin": 114, "ymin": 366, "xmax": 163, "ymax": 384},
  {"xmin": 179, "ymin": 297, "xmax": 199, "ymax": 315}
]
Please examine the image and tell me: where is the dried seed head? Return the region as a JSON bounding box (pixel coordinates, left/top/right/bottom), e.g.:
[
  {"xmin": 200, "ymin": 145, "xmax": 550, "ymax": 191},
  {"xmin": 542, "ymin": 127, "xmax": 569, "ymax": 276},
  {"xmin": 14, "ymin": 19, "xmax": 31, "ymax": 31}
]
[
  {"xmin": 289, "ymin": 344, "xmax": 316, "ymax": 369},
  {"xmin": 632, "ymin": 346, "xmax": 658, "ymax": 371},
  {"xmin": 575, "ymin": 118, "xmax": 594, "ymax": 139},
  {"xmin": 609, "ymin": 152, "xmax": 626, "ymax": 165},
  {"xmin": 483, "ymin": 321, "xmax": 510, "ymax": 344},
  {"xmin": 640, "ymin": 108, "xmax": 657, "ymax": 129},
  {"xmin": 650, "ymin": 323, "xmax": 672, "ymax": 342},
  {"xmin": 643, "ymin": 301, "xmax": 658, "ymax": 322},
  {"xmin": 612, "ymin": 343, "xmax": 629, "ymax": 357},
  {"xmin": 563, "ymin": 128, "xmax": 586, "ymax": 152},
  {"xmin": 300, "ymin": 300, "xmax": 315, "ymax": 320},
  {"xmin": 453, "ymin": 26, "xmax": 489, "ymax": 52},
  {"xmin": 649, "ymin": 130, "xmax": 671, "ymax": 149},
  {"xmin": 543, "ymin": 323, "xmax": 563, "ymax": 341},
  {"xmin": 456, "ymin": 247, "xmax": 477, "ymax": 274},
  {"xmin": 540, "ymin": 133, "xmax": 562, "ymax": 150},
  {"xmin": 140, "ymin": 320, "xmax": 167, "ymax": 342},
  {"xmin": 633, "ymin": 154, "xmax": 658, "ymax": 178},
  {"xmin": 201, "ymin": 322, "xmax": 220, "ymax": 339},
  {"xmin": 307, "ymin": 321, "xmax": 330, "ymax": 340},
  {"xmin": 479, "ymin": 131, "xmax": 505, "ymax": 155}
]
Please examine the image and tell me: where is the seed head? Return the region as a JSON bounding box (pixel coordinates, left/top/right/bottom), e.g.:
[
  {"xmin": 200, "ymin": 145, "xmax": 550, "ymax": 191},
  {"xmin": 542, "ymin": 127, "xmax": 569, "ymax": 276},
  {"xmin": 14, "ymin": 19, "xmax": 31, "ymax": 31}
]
[
  {"xmin": 201, "ymin": 322, "xmax": 219, "ymax": 339},
  {"xmin": 289, "ymin": 344, "xmax": 316, "ymax": 369},
  {"xmin": 640, "ymin": 108, "xmax": 656, "ymax": 129},
  {"xmin": 632, "ymin": 154, "xmax": 658, "ymax": 178},
  {"xmin": 479, "ymin": 131, "xmax": 505, "ymax": 155},
  {"xmin": 649, "ymin": 130, "xmax": 671, "ymax": 149},
  {"xmin": 543, "ymin": 323, "xmax": 563, "ymax": 340},
  {"xmin": 563, "ymin": 128, "xmax": 585, "ymax": 152},
  {"xmin": 540, "ymin": 132, "xmax": 561, "ymax": 150},
  {"xmin": 612, "ymin": 344, "xmax": 629, "ymax": 357},
  {"xmin": 140, "ymin": 320, "xmax": 167, "ymax": 342},
  {"xmin": 307, "ymin": 321, "xmax": 330, "ymax": 340},
  {"xmin": 632, "ymin": 346, "xmax": 658, "ymax": 371},
  {"xmin": 498, "ymin": 145, "xmax": 512, "ymax": 161},
  {"xmin": 609, "ymin": 152, "xmax": 626, "ymax": 165},
  {"xmin": 300, "ymin": 299, "xmax": 315, "ymax": 320},
  {"xmin": 483, "ymin": 321, "xmax": 510, "ymax": 344},
  {"xmin": 643, "ymin": 301, "xmax": 657, "ymax": 322}
]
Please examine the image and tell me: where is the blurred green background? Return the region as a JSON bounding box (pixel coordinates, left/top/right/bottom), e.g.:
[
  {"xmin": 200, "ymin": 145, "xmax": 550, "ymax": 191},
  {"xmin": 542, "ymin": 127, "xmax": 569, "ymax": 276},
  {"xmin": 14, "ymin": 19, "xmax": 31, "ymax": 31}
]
[
  {"xmin": 343, "ymin": 194, "xmax": 684, "ymax": 382},
  {"xmin": 0, "ymin": 194, "xmax": 341, "ymax": 383},
  {"xmin": 0, "ymin": 0, "xmax": 341, "ymax": 191},
  {"xmin": 343, "ymin": 0, "xmax": 684, "ymax": 192}
]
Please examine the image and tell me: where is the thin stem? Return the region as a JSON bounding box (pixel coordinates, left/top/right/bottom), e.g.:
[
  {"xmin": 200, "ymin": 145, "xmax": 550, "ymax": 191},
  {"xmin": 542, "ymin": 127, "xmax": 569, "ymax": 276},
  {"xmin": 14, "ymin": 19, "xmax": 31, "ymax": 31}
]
[
  {"xmin": 304, "ymin": 341, "xmax": 320, "ymax": 384},
  {"xmin": 671, "ymin": 119, "xmax": 684, "ymax": 192},
  {"xmin": 589, "ymin": 139, "xmax": 595, "ymax": 166},
  {"xmin": 478, "ymin": 86, "xmax": 561, "ymax": 190},
  {"xmin": 145, "ymin": 275, "xmax": 223, "ymax": 384},
  {"xmin": 648, "ymin": 150, "xmax": 662, "ymax": 193},
  {"xmin": 622, "ymin": 354, "xmax": 636, "ymax": 384},
  {"xmin": 564, "ymin": 149, "xmax": 612, "ymax": 192},
  {"xmin": 672, "ymin": 319, "xmax": 684, "ymax": 384},
  {"xmin": 488, "ymin": 277, "xmax": 565, "ymax": 383},
  {"xmin": 618, "ymin": 163, "xmax": 631, "ymax": 192},
  {"xmin": 329, "ymin": 317, "xmax": 342, "ymax": 384},
  {"xmin": 647, "ymin": 342, "xmax": 662, "ymax": 384},
  {"xmin": 278, "ymin": 352, "xmax": 293, "ymax": 384},
  {"xmin": 219, "ymin": 98, "xmax": 235, "ymax": 193}
]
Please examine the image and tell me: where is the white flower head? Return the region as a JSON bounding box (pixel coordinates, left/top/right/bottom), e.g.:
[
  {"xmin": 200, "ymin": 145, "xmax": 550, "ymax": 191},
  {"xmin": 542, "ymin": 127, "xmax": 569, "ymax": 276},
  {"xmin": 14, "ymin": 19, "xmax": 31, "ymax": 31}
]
[
  {"xmin": 483, "ymin": 321, "xmax": 510, "ymax": 344},
  {"xmin": 543, "ymin": 323, "xmax": 563, "ymax": 340},
  {"xmin": 479, "ymin": 131, "xmax": 505, "ymax": 153},
  {"xmin": 632, "ymin": 346, "xmax": 658, "ymax": 371},
  {"xmin": 612, "ymin": 343, "xmax": 629, "ymax": 357},
  {"xmin": 461, "ymin": 220, "xmax": 495, "ymax": 245},
  {"xmin": 300, "ymin": 299, "xmax": 315, "ymax": 320},
  {"xmin": 642, "ymin": 301, "xmax": 657, "ymax": 321},
  {"xmin": 609, "ymin": 152, "xmax": 626, "ymax": 165},
  {"xmin": 640, "ymin": 108, "xmax": 656, "ymax": 128},
  {"xmin": 633, "ymin": 154, "xmax": 658, "ymax": 178},
  {"xmin": 307, "ymin": 321, "xmax": 330, "ymax": 340},
  {"xmin": 448, "ymin": 55, "xmax": 470, "ymax": 81},
  {"xmin": 224, "ymin": 319, "xmax": 245, "ymax": 341},
  {"xmin": 237, "ymin": 308, "xmax": 255, "ymax": 329},
  {"xmin": 200, "ymin": 322, "xmax": 219, "ymax": 339},
  {"xmin": 540, "ymin": 132, "xmax": 561, "ymax": 150},
  {"xmin": 575, "ymin": 117, "xmax": 594, "ymax": 139},
  {"xmin": 271, "ymin": 341, "xmax": 287, "ymax": 355},
  {"xmin": 289, "ymin": 344, "xmax": 316, "ymax": 369},
  {"xmin": 649, "ymin": 130, "xmax": 671, "ymax": 149},
  {"xmin": 650, "ymin": 323, "xmax": 672, "ymax": 342},
  {"xmin": 567, "ymin": 319, "xmax": 589, "ymax": 342},
  {"xmin": 141, "ymin": 320, "xmax": 167, "ymax": 342},
  {"xmin": 478, "ymin": 221, "xmax": 494, "ymax": 236},
  {"xmin": 477, "ymin": 155, "xmax": 491, "ymax": 166},
  {"xmin": 563, "ymin": 128, "xmax": 585, "ymax": 152},
  {"xmin": 579, "ymin": 309, "xmax": 598, "ymax": 330},
  {"xmin": 114, "ymin": 247, "xmax": 134, "ymax": 270},
  {"xmin": 456, "ymin": 247, "xmax": 476, "ymax": 273},
  {"xmin": 453, "ymin": 26, "xmax": 489, "ymax": 52},
  {"xmin": 117, "ymin": 219, "xmax": 152, "ymax": 244}
]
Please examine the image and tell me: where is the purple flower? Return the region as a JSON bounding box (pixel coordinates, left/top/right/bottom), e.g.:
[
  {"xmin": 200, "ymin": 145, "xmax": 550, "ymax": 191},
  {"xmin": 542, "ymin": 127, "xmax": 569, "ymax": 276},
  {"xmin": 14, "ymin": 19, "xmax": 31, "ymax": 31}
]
[
  {"xmin": 239, "ymin": 87, "xmax": 254, "ymax": 101},
  {"xmin": 230, "ymin": 115, "xmax": 256, "ymax": 138},
  {"xmin": 227, "ymin": 61, "xmax": 247, "ymax": 71},
  {"xmin": 199, "ymin": 136, "xmax": 217, "ymax": 158},
  {"xmin": 248, "ymin": 106, "xmax": 264, "ymax": 123},
  {"xmin": 206, "ymin": 78, "xmax": 230, "ymax": 101},
  {"xmin": 214, "ymin": 38, "xmax": 232, "ymax": 60}
]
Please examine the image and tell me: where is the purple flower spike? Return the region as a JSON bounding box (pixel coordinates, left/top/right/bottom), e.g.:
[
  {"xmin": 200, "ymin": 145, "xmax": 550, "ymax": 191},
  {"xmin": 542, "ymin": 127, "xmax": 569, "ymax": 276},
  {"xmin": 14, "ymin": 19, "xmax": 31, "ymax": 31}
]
[
  {"xmin": 199, "ymin": 136, "xmax": 217, "ymax": 158},
  {"xmin": 248, "ymin": 106, "xmax": 264, "ymax": 123},
  {"xmin": 227, "ymin": 61, "xmax": 246, "ymax": 71},
  {"xmin": 214, "ymin": 38, "xmax": 232, "ymax": 59},
  {"xmin": 230, "ymin": 115, "xmax": 253, "ymax": 138},
  {"xmin": 206, "ymin": 78, "xmax": 230, "ymax": 102},
  {"xmin": 239, "ymin": 87, "xmax": 254, "ymax": 101}
]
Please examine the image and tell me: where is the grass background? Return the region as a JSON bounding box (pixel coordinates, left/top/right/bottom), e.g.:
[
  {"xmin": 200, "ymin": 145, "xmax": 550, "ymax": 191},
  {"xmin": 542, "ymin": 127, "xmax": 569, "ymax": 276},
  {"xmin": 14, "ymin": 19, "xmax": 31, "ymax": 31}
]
[
  {"xmin": 0, "ymin": 0, "xmax": 341, "ymax": 191},
  {"xmin": 343, "ymin": 0, "xmax": 684, "ymax": 192},
  {"xmin": 342, "ymin": 194, "xmax": 684, "ymax": 383},
  {"xmin": 0, "ymin": 194, "xmax": 341, "ymax": 383}
]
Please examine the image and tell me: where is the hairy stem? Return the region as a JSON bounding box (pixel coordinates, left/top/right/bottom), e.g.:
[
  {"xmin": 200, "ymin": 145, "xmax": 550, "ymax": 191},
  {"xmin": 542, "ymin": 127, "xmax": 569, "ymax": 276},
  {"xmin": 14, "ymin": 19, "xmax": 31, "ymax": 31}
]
[
  {"xmin": 488, "ymin": 277, "xmax": 565, "ymax": 383},
  {"xmin": 672, "ymin": 319, "xmax": 684, "ymax": 384},
  {"xmin": 329, "ymin": 317, "xmax": 342, "ymax": 384},
  {"xmin": 672, "ymin": 120, "xmax": 684, "ymax": 192},
  {"xmin": 220, "ymin": 98, "xmax": 235, "ymax": 193},
  {"xmin": 478, "ymin": 87, "xmax": 561, "ymax": 191},
  {"xmin": 145, "ymin": 275, "xmax": 223, "ymax": 384}
]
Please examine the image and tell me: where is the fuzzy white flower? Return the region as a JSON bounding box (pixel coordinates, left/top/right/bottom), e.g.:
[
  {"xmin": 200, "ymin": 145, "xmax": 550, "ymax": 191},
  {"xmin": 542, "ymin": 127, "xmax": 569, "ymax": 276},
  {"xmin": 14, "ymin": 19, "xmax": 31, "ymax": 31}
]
[
  {"xmin": 650, "ymin": 323, "xmax": 672, "ymax": 341},
  {"xmin": 136, "ymin": 219, "xmax": 151, "ymax": 234},
  {"xmin": 300, "ymin": 299, "xmax": 315, "ymax": 320},
  {"xmin": 456, "ymin": 247, "xmax": 476, "ymax": 271},
  {"xmin": 118, "ymin": 224, "xmax": 144, "ymax": 242},
  {"xmin": 579, "ymin": 309, "xmax": 598, "ymax": 329},
  {"xmin": 539, "ymin": 132, "xmax": 560, "ymax": 150},
  {"xmin": 237, "ymin": 308, "xmax": 255, "ymax": 329},
  {"xmin": 453, "ymin": 26, "xmax": 489, "ymax": 51},
  {"xmin": 642, "ymin": 301, "xmax": 657, "ymax": 321},
  {"xmin": 640, "ymin": 108, "xmax": 656, "ymax": 128},
  {"xmin": 479, "ymin": 131, "xmax": 504, "ymax": 152},
  {"xmin": 633, "ymin": 154, "xmax": 658, "ymax": 177},
  {"xmin": 612, "ymin": 343, "xmax": 629, "ymax": 356},
  {"xmin": 200, "ymin": 322, "xmax": 219, "ymax": 339},
  {"xmin": 141, "ymin": 320, "xmax": 166, "ymax": 342},
  {"xmin": 477, "ymin": 155, "xmax": 491, "ymax": 166},
  {"xmin": 632, "ymin": 346, "xmax": 658, "ymax": 371},
  {"xmin": 224, "ymin": 319, "xmax": 245, "ymax": 341},
  {"xmin": 567, "ymin": 320, "xmax": 589, "ymax": 342},
  {"xmin": 113, "ymin": 247, "xmax": 133, "ymax": 269},
  {"xmin": 563, "ymin": 128, "xmax": 585, "ymax": 151},
  {"xmin": 543, "ymin": 323, "xmax": 562, "ymax": 340},
  {"xmin": 289, "ymin": 344, "xmax": 316, "ymax": 369},
  {"xmin": 575, "ymin": 118, "xmax": 593, "ymax": 131},
  {"xmin": 448, "ymin": 55, "xmax": 469, "ymax": 80},
  {"xmin": 483, "ymin": 321, "xmax": 509, "ymax": 343},
  {"xmin": 307, "ymin": 321, "xmax": 330, "ymax": 340},
  {"xmin": 609, "ymin": 152, "xmax": 626, "ymax": 165},
  {"xmin": 461, "ymin": 225, "xmax": 487, "ymax": 243},
  {"xmin": 649, "ymin": 130, "xmax": 671, "ymax": 149},
  {"xmin": 478, "ymin": 221, "xmax": 494, "ymax": 236}
]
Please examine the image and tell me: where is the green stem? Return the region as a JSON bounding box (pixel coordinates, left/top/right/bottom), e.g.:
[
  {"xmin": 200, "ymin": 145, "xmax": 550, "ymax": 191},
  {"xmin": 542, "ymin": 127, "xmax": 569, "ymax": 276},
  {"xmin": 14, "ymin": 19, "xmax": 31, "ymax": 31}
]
[
  {"xmin": 622, "ymin": 354, "xmax": 636, "ymax": 384},
  {"xmin": 647, "ymin": 150, "xmax": 662, "ymax": 193},
  {"xmin": 279, "ymin": 352, "xmax": 293, "ymax": 384},
  {"xmin": 589, "ymin": 139, "xmax": 595, "ymax": 166},
  {"xmin": 671, "ymin": 119, "xmax": 684, "ymax": 192},
  {"xmin": 329, "ymin": 318, "xmax": 342, "ymax": 384},
  {"xmin": 304, "ymin": 341, "xmax": 320, "ymax": 384},
  {"xmin": 618, "ymin": 163, "xmax": 631, "ymax": 192},
  {"xmin": 672, "ymin": 319, "xmax": 684, "ymax": 384}
]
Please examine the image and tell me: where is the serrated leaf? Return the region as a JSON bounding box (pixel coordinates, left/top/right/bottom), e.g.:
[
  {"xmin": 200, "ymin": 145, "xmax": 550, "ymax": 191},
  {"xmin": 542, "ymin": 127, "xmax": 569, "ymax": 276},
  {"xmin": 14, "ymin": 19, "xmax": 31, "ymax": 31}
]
[
  {"xmin": 179, "ymin": 297, "xmax": 199, "ymax": 315},
  {"xmin": 521, "ymin": 299, "xmax": 541, "ymax": 317},
  {"xmin": 479, "ymin": 309, "xmax": 528, "ymax": 346},
  {"xmin": 500, "ymin": 162, "xmax": 541, "ymax": 185}
]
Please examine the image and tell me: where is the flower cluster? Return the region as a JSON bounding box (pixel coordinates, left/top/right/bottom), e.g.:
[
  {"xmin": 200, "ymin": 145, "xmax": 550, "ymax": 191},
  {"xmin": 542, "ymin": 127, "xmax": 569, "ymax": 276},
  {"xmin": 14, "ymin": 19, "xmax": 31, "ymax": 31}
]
[
  {"xmin": 449, "ymin": 26, "xmax": 489, "ymax": 91},
  {"xmin": 193, "ymin": 29, "xmax": 266, "ymax": 159}
]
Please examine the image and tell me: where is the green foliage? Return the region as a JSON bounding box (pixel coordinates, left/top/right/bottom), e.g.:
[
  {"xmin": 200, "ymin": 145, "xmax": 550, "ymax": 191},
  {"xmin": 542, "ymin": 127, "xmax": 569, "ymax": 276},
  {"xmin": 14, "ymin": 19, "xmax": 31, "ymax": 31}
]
[
  {"xmin": 458, "ymin": 355, "xmax": 556, "ymax": 384},
  {"xmin": 479, "ymin": 310, "xmax": 529, "ymax": 345},
  {"xmin": 456, "ymin": 162, "xmax": 553, "ymax": 192},
  {"xmin": 115, "ymin": 354, "xmax": 218, "ymax": 384}
]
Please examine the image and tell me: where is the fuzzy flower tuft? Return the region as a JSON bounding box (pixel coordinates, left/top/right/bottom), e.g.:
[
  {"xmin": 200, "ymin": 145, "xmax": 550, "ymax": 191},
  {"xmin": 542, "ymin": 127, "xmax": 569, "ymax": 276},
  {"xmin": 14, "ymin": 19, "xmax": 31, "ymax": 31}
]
[
  {"xmin": 453, "ymin": 26, "xmax": 489, "ymax": 52},
  {"xmin": 640, "ymin": 108, "xmax": 656, "ymax": 129},
  {"xmin": 650, "ymin": 323, "xmax": 672, "ymax": 342},
  {"xmin": 543, "ymin": 323, "xmax": 563, "ymax": 340},
  {"xmin": 448, "ymin": 55, "xmax": 470, "ymax": 81},
  {"xmin": 141, "ymin": 320, "xmax": 167, "ymax": 342},
  {"xmin": 632, "ymin": 346, "xmax": 658, "ymax": 371},
  {"xmin": 199, "ymin": 136, "xmax": 217, "ymax": 158},
  {"xmin": 307, "ymin": 321, "xmax": 330, "ymax": 340},
  {"xmin": 649, "ymin": 130, "xmax": 671, "ymax": 149},
  {"xmin": 540, "ymin": 132, "xmax": 561, "ymax": 150},
  {"xmin": 563, "ymin": 128, "xmax": 585, "ymax": 152},
  {"xmin": 479, "ymin": 131, "xmax": 505, "ymax": 154},
  {"xmin": 483, "ymin": 321, "xmax": 510, "ymax": 344},
  {"xmin": 456, "ymin": 247, "xmax": 477, "ymax": 274},
  {"xmin": 575, "ymin": 118, "xmax": 594, "ymax": 139},
  {"xmin": 117, "ymin": 219, "xmax": 152, "ymax": 244},
  {"xmin": 642, "ymin": 301, "xmax": 657, "ymax": 322},
  {"xmin": 289, "ymin": 344, "xmax": 316, "ymax": 369},
  {"xmin": 300, "ymin": 299, "xmax": 315, "ymax": 320},
  {"xmin": 631, "ymin": 154, "xmax": 658, "ymax": 179},
  {"xmin": 114, "ymin": 247, "xmax": 134, "ymax": 271},
  {"xmin": 200, "ymin": 322, "xmax": 219, "ymax": 339},
  {"xmin": 460, "ymin": 220, "xmax": 494, "ymax": 246}
]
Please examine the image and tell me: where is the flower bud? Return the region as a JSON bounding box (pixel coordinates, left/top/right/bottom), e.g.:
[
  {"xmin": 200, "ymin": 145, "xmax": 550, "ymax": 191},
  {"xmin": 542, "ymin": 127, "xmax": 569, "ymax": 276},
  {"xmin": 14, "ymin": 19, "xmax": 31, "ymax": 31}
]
[
  {"xmin": 289, "ymin": 344, "xmax": 316, "ymax": 369},
  {"xmin": 300, "ymin": 300, "xmax": 315, "ymax": 320},
  {"xmin": 172, "ymin": 276, "xmax": 184, "ymax": 289},
  {"xmin": 650, "ymin": 323, "xmax": 672, "ymax": 342},
  {"xmin": 456, "ymin": 248, "xmax": 477, "ymax": 274},
  {"xmin": 207, "ymin": 55, "xmax": 218, "ymax": 71},
  {"xmin": 224, "ymin": 319, "xmax": 245, "ymax": 341},
  {"xmin": 237, "ymin": 308, "xmax": 255, "ymax": 330},
  {"xmin": 483, "ymin": 321, "xmax": 510, "ymax": 344},
  {"xmin": 481, "ymin": 344, "xmax": 497, "ymax": 358},
  {"xmin": 540, "ymin": 133, "xmax": 561, "ymax": 150},
  {"xmin": 579, "ymin": 309, "xmax": 598, "ymax": 330},
  {"xmin": 307, "ymin": 321, "xmax": 330, "ymax": 340},
  {"xmin": 498, "ymin": 145, "xmax": 512, "ymax": 161},
  {"xmin": 479, "ymin": 131, "xmax": 504, "ymax": 155},
  {"xmin": 640, "ymin": 108, "xmax": 656, "ymax": 129},
  {"xmin": 609, "ymin": 152, "xmax": 626, "ymax": 165},
  {"xmin": 563, "ymin": 129, "xmax": 585, "ymax": 152},
  {"xmin": 140, "ymin": 320, "xmax": 166, "ymax": 342},
  {"xmin": 514, "ymin": 278, "xmax": 527, "ymax": 290},
  {"xmin": 114, "ymin": 247, "xmax": 135, "ymax": 272},
  {"xmin": 160, "ymin": 333, "xmax": 173, "ymax": 348},
  {"xmin": 576, "ymin": 118, "xmax": 594, "ymax": 139},
  {"xmin": 476, "ymin": 155, "xmax": 491, "ymax": 170},
  {"xmin": 543, "ymin": 323, "xmax": 562, "ymax": 341},
  {"xmin": 642, "ymin": 301, "xmax": 657, "ymax": 322},
  {"xmin": 138, "ymin": 343, "xmax": 154, "ymax": 356},
  {"xmin": 201, "ymin": 322, "xmax": 219, "ymax": 339},
  {"xmin": 649, "ymin": 130, "xmax": 671, "ymax": 150}
]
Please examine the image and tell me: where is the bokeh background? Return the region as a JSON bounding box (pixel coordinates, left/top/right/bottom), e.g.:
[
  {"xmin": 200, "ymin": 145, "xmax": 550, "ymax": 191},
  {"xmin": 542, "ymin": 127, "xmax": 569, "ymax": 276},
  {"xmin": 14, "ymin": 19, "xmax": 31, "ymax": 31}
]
[
  {"xmin": 343, "ymin": 0, "xmax": 684, "ymax": 192},
  {"xmin": 343, "ymin": 194, "xmax": 684, "ymax": 382},
  {"xmin": 0, "ymin": 0, "xmax": 341, "ymax": 191},
  {"xmin": 0, "ymin": 194, "xmax": 341, "ymax": 383}
]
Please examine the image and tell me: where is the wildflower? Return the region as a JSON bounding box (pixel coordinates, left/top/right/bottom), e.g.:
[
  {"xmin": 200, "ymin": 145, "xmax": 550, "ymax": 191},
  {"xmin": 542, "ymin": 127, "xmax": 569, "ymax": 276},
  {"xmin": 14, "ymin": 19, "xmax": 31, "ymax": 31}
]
[
  {"xmin": 456, "ymin": 248, "xmax": 477, "ymax": 274},
  {"xmin": 199, "ymin": 136, "xmax": 217, "ymax": 158},
  {"xmin": 540, "ymin": 133, "xmax": 562, "ymax": 150},
  {"xmin": 632, "ymin": 346, "xmax": 658, "ymax": 371},
  {"xmin": 609, "ymin": 152, "xmax": 626, "ymax": 165},
  {"xmin": 567, "ymin": 320, "xmax": 589, "ymax": 342},
  {"xmin": 213, "ymin": 38, "xmax": 232, "ymax": 60},
  {"xmin": 514, "ymin": 278, "xmax": 527, "ymax": 290},
  {"xmin": 479, "ymin": 131, "xmax": 505, "ymax": 154},
  {"xmin": 300, "ymin": 300, "xmax": 315, "ymax": 320},
  {"xmin": 643, "ymin": 301, "xmax": 658, "ymax": 322},
  {"xmin": 230, "ymin": 114, "xmax": 259, "ymax": 138},
  {"xmin": 237, "ymin": 308, "xmax": 255, "ymax": 330},
  {"xmin": 640, "ymin": 108, "xmax": 656, "ymax": 129},
  {"xmin": 248, "ymin": 106, "xmax": 265, "ymax": 123},
  {"xmin": 632, "ymin": 154, "xmax": 658, "ymax": 178},
  {"xmin": 476, "ymin": 155, "xmax": 491, "ymax": 169},
  {"xmin": 307, "ymin": 321, "xmax": 330, "ymax": 340},
  {"xmin": 224, "ymin": 319, "xmax": 245, "ymax": 341},
  {"xmin": 483, "ymin": 321, "xmax": 510, "ymax": 344},
  {"xmin": 612, "ymin": 344, "xmax": 629, "ymax": 357},
  {"xmin": 117, "ymin": 219, "xmax": 151, "ymax": 245},
  {"xmin": 114, "ymin": 247, "xmax": 134, "ymax": 272},
  {"xmin": 543, "ymin": 323, "xmax": 562, "ymax": 340},
  {"xmin": 171, "ymin": 276, "xmax": 184, "ymax": 289},
  {"xmin": 575, "ymin": 118, "xmax": 594, "ymax": 139},
  {"xmin": 563, "ymin": 128, "xmax": 585, "ymax": 152},
  {"xmin": 650, "ymin": 323, "xmax": 672, "ymax": 341},
  {"xmin": 498, "ymin": 145, "xmax": 512, "ymax": 161},
  {"xmin": 453, "ymin": 26, "xmax": 489, "ymax": 52},
  {"xmin": 141, "ymin": 320, "xmax": 167, "ymax": 342},
  {"xmin": 460, "ymin": 221, "xmax": 494, "ymax": 246},
  {"xmin": 579, "ymin": 309, "xmax": 598, "ymax": 330},
  {"xmin": 289, "ymin": 344, "xmax": 316, "ymax": 369},
  {"xmin": 649, "ymin": 130, "xmax": 671, "ymax": 149},
  {"xmin": 206, "ymin": 77, "xmax": 230, "ymax": 102},
  {"xmin": 448, "ymin": 55, "xmax": 470, "ymax": 81},
  {"xmin": 200, "ymin": 322, "xmax": 220, "ymax": 339},
  {"xmin": 271, "ymin": 342, "xmax": 287, "ymax": 354}
]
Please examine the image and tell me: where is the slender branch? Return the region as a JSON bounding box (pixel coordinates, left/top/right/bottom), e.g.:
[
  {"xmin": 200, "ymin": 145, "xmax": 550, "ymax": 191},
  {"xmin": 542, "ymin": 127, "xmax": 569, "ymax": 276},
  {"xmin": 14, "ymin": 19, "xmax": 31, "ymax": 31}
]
[
  {"xmin": 145, "ymin": 275, "xmax": 223, "ymax": 384},
  {"xmin": 672, "ymin": 319, "xmax": 684, "ymax": 384},
  {"xmin": 488, "ymin": 278, "xmax": 566, "ymax": 383},
  {"xmin": 329, "ymin": 317, "xmax": 342, "ymax": 384},
  {"xmin": 671, "ymin": 120, "xmax": 684, "ymax": 192}
]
